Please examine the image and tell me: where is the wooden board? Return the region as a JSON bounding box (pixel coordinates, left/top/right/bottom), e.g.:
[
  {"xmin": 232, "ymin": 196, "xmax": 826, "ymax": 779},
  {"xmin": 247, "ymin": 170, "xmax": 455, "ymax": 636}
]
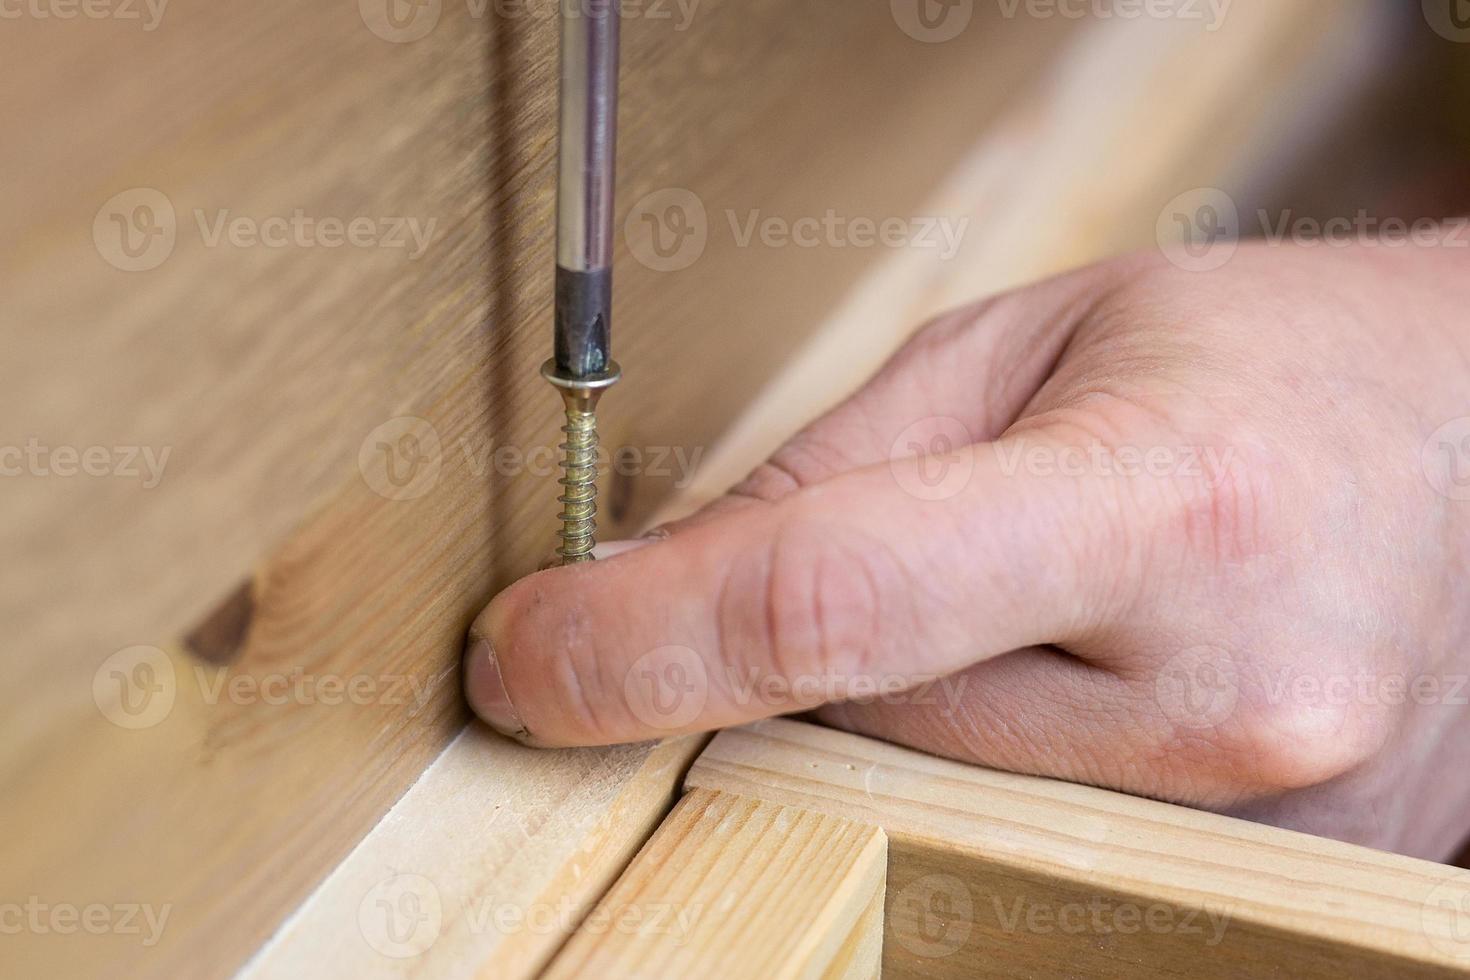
[
  {"xmin": 649, "ymin": 0, "xmax": 1397, "ymax": 522},
  {"xmin": 542, "ymin": 789, "xmax": 887, "ymax": 980},
  {"xmin": 0, "ymin": 1, "xmax": 1395, "ymax": 977},
  {"xmin": 0, "ymin": 6, "xmax": 1082, "ymax": 978},
  {"xmin": 240, "ymin": 731, "xmax": 704, "ymax": 979},
  {"xmin": 687, "ymin": 720, "xmax": 1470, "ymax": 979}
]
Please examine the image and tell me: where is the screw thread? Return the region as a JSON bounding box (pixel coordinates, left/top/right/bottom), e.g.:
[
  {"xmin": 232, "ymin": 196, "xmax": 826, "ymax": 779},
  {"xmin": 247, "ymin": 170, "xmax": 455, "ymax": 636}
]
[{"xmin": 556, "ymin": 407, "xmax": 600, "ymax": 563}]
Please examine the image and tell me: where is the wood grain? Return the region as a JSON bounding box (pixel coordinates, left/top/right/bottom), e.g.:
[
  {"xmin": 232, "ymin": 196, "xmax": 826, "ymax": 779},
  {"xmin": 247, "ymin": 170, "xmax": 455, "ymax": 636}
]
[
  {"xmin": 240, "ymin": 730, "xmax": 705, "ymax": 980},
  {"xmin": 648, "ymin": 0, "xmax": 1396, "ymax": 523},
  {"xmin": 542, "ymin": 789, "xmax": 887, "ymax": 980},
  {"xmin": 688, "ymin": 719, "xmax": 1470, "ymax": 979},
  {"xmin": 1, "ymin": 5, "xmax": 1078, "ymax": 977},
  {"xmin": 0, "ymin": 1, "xmax": 1394, "ymax": 977}
]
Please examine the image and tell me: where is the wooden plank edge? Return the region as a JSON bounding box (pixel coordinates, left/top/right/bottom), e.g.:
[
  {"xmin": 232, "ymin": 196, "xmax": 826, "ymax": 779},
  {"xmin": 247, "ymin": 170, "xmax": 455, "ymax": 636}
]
[
  {"xmin": 239, "ymin": 729, "xmax": 706, "ymax": 980},
  {"xmin": 541, "ymin": 788, "xmax": 887, "ymax": 980},
  {"xmin": 687, "ymin": 719, "xmax": 1470, "ymax": 979}
]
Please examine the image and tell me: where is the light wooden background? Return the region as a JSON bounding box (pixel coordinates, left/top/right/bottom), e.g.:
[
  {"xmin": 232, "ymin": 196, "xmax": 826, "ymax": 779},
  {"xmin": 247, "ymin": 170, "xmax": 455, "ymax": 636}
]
[{"xmin": 1, "ymin": 0, "xmax": 1437, "ymax": 977}]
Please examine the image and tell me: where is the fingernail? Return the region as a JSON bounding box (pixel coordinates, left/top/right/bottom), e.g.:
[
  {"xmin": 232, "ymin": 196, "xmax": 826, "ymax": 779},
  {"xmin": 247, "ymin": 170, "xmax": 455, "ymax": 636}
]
[
  {"xmin": 593, "ymin": 537, "xmax": 658, "ymax": 560},
  {"xmin": 463, "ymin": 635, "xmax": 531, "ymax": 742}
]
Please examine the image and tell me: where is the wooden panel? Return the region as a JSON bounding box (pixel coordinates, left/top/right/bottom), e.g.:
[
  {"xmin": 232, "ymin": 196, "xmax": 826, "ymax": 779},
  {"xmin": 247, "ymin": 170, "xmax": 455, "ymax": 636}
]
[
  {"xmin": 823, "ymin": 882, "xmax": 886, "ymax": 980},
  {"xmin": 0, "ymin": 1, "xmax": 1393, "ymax": 977},
  {"xmin": 649, "ymin": 0, "xmax": 1397, "ymax": 523},
  {"xmin": 241, "ymin": 731, "xmax": 704, "ymax": 980},
  {"xmin": 542, "ymin": 789, "xmax": 887, "ymax": 980},
  {"xmin": 687, "ymin": 720, "xmax": 1470, "ymax": 979},
  {"xmin": 0, "ymin": 5, "xmax": 1079, "ymax": 978}
]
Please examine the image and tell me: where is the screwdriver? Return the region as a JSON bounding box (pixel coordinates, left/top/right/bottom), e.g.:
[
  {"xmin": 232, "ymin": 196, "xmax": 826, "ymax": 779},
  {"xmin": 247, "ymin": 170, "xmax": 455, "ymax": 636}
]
[{"xmin": 542, "ymin": 0, "xmax": 621, "ymax": 565}]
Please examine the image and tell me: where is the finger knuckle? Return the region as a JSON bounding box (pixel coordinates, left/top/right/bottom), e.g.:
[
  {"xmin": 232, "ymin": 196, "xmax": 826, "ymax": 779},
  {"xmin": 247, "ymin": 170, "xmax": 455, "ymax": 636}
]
[
  {"xmin": 719, "ymin": 515, "xmax": 897, "ymax": 701},
  {"xmin": 1174, "ymin": 432, "xmax": 1289, "ymax": 565},
  {"xmin": 1231, "ymin": 701, "xmax": 1390, "ymax": 793},
  {"xmin": 730, "ymin": 438, "xmax": 845, "ymax": 503}
]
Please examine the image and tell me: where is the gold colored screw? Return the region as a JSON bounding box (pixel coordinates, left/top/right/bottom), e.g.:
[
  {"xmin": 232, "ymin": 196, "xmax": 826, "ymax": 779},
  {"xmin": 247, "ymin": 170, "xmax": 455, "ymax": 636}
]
[{"xmin": 542, "ymin": 359, "xmax": 621, "ymax": 565}]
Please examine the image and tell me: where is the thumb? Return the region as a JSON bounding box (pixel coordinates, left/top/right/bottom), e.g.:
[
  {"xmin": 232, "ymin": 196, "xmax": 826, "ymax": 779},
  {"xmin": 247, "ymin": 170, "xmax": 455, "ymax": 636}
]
[{"xmin": 464, "ymin": 429, "xmax": 1135, "ymax": 747}]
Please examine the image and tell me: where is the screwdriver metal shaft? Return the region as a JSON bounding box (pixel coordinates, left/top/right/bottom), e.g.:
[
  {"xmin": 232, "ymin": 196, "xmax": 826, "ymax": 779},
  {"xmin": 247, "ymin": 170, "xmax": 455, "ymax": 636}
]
[{"xmin": 544, "ymin": 0, "xmax": 621, "ymax": 564}]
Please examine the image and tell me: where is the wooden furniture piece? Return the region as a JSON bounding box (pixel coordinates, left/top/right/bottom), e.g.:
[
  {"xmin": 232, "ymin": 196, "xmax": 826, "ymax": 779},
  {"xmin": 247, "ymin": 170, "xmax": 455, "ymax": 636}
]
[
  {"xmin": 10, "ymin": 1, "xmax": 1459, "ymax": 977},
  {"xmin": 544, "ymin": 789, "xmax": 887, "ymax": 980},
  {"xmin": 5, "ymin": 4, "xmax": 1087, "ymax": 976},
  {"xmin": 245, "ymin": 718, "xmax": 1470, "ymax": 978},
  {"xmin": 685, "ymin": 720, "xmax": 1470, "ymax": 980}
]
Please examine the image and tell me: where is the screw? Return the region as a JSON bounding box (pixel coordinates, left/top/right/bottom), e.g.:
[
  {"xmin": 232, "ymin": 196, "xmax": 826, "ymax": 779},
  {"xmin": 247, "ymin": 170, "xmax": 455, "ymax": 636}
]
[{"xmin": 542, "ymin": 359, "xmax": 621, "ymax": 564}]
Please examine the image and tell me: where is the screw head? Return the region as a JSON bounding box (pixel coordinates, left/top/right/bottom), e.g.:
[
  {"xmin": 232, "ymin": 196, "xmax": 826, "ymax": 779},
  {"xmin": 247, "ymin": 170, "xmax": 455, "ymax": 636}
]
[{"xmin": 542, "ymin": 358, "xmax": 621, "ymax": 412}]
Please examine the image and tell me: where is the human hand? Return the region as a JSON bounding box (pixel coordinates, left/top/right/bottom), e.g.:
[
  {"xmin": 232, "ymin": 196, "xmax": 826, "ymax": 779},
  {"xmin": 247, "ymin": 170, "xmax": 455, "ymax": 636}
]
[{"xmin": 466, "ymin": 244, "xmax": 1470, "ymax": 861}]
